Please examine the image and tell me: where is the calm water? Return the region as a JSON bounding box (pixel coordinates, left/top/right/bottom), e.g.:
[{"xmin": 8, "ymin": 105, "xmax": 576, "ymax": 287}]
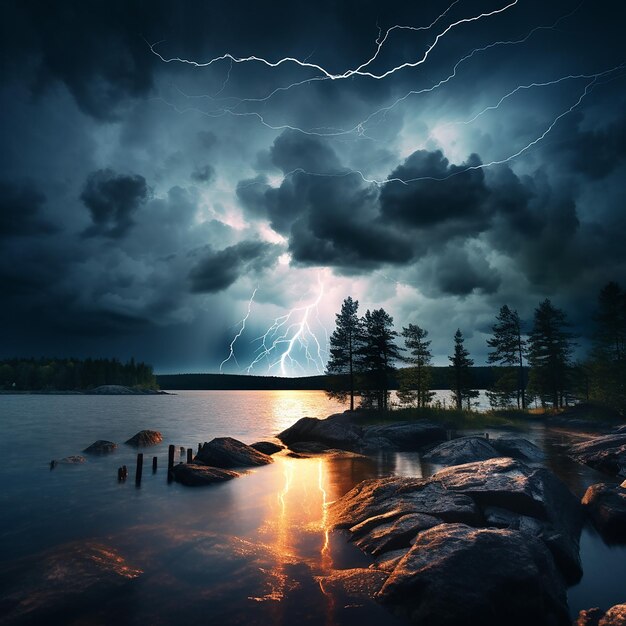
[{"xmin": 0, "ymin": 391, "xmax": 624, "ymax": 624}]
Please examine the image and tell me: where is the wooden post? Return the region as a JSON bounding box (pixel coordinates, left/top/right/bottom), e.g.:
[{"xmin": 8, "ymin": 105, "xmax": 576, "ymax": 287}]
[
  {"xmin": 168, "ymin": 444, "xmax": 175, "ymax": 470},
  {"xmin": 187, "ymin": 448, "xmax": 193, "ymax": 463},
  {"xmin": 180, "ymin": 446, "xmax": 185, "ymax": 457},
  {"xmin": 485, "ymin": 432, "xmax": 489, "ymax": 440},
  {"xmin": 152, "ymin": 456, "xmax": 158, "ymax": 473},
  {"xmin": 117, "ymin": 467, "xmax": 123, "ymax": 481},
  {"xmin": 135, "ymin": 453, "xmax": 143, "ymax": 485},
  {"xmin": 198, "ymin": 442, "xmax": 202, "ymax": 453}
]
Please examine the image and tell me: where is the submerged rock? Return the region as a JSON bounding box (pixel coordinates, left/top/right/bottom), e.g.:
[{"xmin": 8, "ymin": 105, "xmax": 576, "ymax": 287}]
[
  {"xmin": 56, "ymin": 455, "xmax": 86, "ymax": 464},
  {"xmin": 570, "ymin": 433, "xmax": 626, "ymax": 477},
  {"xmin": 170, "ymin": 463, "xmax": 239, "ymax": 486},
  {"xmin": 125, "ymin": 430, "xmax": 163, "ymax": 447},
  {"xmin": 575, "ymin": 604, "xmax": 626, "ymax": 626},
  {"xmin": 250, "ymin": 441, "xmax": 284, "ymax": 455},
  {"xmin": 423, "ymin": 436, "xmax": 499, "ymax": 466},
  {"xmin": 0, "ymin": 541, "xmax": 141, "ymax": 625},
  {"xmin": 195, "ymin": 437, "xmax": 273, "ymax": 469},
  {"xmin": 377, "ymin": 524, "xmax": 569, "ymax": 626},
  {"xmin": 83, "ymin": 440, "xmax": 117, "ymax": 455},
  {"xmin": 581, "ymin": 483, "xmax": 626, "ymax": 542}
]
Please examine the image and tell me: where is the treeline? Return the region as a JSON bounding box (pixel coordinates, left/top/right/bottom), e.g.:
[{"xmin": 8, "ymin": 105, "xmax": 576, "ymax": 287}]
[
  {"xmin": 326, "ymin": 282, "xmax": 626, "ymax": 414},
  {"xmin": 0, "ymin": 357, "xmax": 158, "ymax": 391}
]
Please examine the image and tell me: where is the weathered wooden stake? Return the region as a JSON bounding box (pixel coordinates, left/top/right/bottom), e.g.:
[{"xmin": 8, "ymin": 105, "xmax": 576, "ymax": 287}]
[
  {"xmin": 117, "ymin": 467, "xmax": 123, "ymax": 481},
  {"xmin": 152, "ymin": 456, "xmax": 158, "ymax": 473},
  {"xmin": 187, "ymin": 448, "xmax": 193, "ymax": 463},
  {"xmin": 180, "ymin": 446, "xmax": 185, "ymax": 457},
  {"xmin": 198, "ymin": 442, "xmax": 202, "ymax": 453},
  {"xmin": 485, "ymin": 432, "xmax": 490, "ymax": 440},
  {"xmin": 168, "ymin": 444, "xmax": 175, "ymax": 470},
  {"xmin": 135, "ymin": 453, "xmax": 143, "ymax": 484}
]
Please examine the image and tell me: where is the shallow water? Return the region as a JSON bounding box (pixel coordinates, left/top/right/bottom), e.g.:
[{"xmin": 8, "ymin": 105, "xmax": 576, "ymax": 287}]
[{"xmin": 0, "ymin": 390, "xmax": 623, "ymax": 624}]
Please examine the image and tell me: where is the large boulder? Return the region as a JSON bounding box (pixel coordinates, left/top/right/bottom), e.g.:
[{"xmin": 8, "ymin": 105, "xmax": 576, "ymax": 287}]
[
  {"xmin": 363, "ymin": 421, "xmax": 446, "ymax": 450},
  {"xmin": 423, "ymin": 436, "xmax": 499, "ymax": 466},
  {"xmin": 195, "ymin": 437, "xmax": 273, "ymax": 469},
  {"xmin": 490, "ymin": 437, "xmax": 545, "ymax": 461},
  {"xmin": 581, "ymin": 483, "xmax": 626, "ymax": 542},
  {"xmin": 250, "ymin": 441, "xmax": 284, "ymax": 455},
  {"xmin": 125, "ymin": 430, "xmax": 163, "ymax": 447},
  {"xmin": 327, "ymin": 454, "xmax": 587, "ymax": 625},
  {"xmin": 570, "ymin": 433, "xmax": 626, "ymax": 477},
  {"xmin": 278, "ymin": 415, "xmax": 363, "ymax": 450},
  {"xmin": 170, "ymin": 463, "xmax": 239, "ymax": 486},
  {"xmin": 377, "ymin": 524, "xmax": 569, "ymax": 626},
  {"xmin": 83, "ymin": 440, "xmax": 116, "ymax": 455},
  {"xmin": 575, "ymin": 604, "xmax": 626, "ymax": 626}
]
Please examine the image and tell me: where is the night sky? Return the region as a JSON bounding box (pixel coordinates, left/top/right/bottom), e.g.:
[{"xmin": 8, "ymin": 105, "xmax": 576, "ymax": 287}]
[{"xmin": 1, "ymin": 0, "xmax": 625, "ymax": 374}]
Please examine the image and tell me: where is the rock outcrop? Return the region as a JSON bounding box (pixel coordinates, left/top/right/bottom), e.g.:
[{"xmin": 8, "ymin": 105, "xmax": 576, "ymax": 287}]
[
  {"xmin": 277, "ymin": 414, "xmax": 445, "ymax": 453},
  {"xmin": 490, "ymin": 437, "xmax": 545, "ymax": 461},
  {"xmin": 570, "ymin": 433, "xmax": 626, "ymax": 477},
  {"xmin": 125, "ymin": 430, "xmax": 163, "ymax": 447},
  {"xmin": 170, "ymin": 463, "xmax": 239, "ymax": 486},
  {"xmin": 195, "ymin": 437, "xmax": 273, "ymax": 469},
  {"xmin": 581, "ymin": 483, "xmax": 626, "ymax": 542},
  {"xmin": 83, "ymin": 440, "xmax": 117, "ymax": 455},
  {"xmin": 328, "ymin": 457, "xmax": 582, "ymax": 624}
]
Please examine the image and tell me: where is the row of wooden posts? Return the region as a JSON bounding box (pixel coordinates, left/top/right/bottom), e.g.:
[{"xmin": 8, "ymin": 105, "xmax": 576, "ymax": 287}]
[{"xmin": 118, "ymin": 442, "xmax": 202, "ymax": 485}]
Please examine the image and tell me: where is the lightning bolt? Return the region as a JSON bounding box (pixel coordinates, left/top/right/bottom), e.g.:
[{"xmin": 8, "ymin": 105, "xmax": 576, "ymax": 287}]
[
  {"xmin": 245, "ymin": 274, "xmax": 327, "ymax": 376},
  {"xmin": 219, "ymin": 287, "xmax": 257, "ymax": 372}
]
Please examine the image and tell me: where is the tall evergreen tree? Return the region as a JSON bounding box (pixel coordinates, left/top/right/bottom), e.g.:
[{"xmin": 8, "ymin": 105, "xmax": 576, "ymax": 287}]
[
  {"xmin": 326, "ymin": 296, "xmax": 362, "ymax": 410},
  {"xmin": 589, "ymin": 282, "xmax": 626, "ymax": 409},
  {"xmin": 359, "ymin": 308, "xmax": 403, "ymax": 411},
  {"xmin": 527, "ymin": 299, "xmax": 575, "ymax": 408},
  {"xmin": 486, "ymin": 305, "xmax": 527, "ymax": 409},
  {"xmin": 449, "ymin": 329, "xmax": 478, "ymax": 410},
  {"xmin": 399, "ymin": 324, "xmax": 434, "ymax": 407}
]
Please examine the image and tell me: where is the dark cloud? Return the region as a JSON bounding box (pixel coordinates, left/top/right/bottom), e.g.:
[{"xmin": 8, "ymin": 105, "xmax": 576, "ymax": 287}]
[
  {"xmin": 81, "ymin": 169, "xmax": 148, "ymax": 238},
  {"xmin": 0, "ymin": 180, "xmax": 55, "ymax": 237},
  {"xmin": 188, "ymin": 240, "xmax": 282, "ymax": 293},
  {"xmin": 190, "ymin": 164, "xmax": 215, "ymax": 184}
]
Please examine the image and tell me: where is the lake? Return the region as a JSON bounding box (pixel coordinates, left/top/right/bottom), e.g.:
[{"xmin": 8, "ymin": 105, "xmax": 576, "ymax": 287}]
[{"xmin": 0, "ymin": 390, "xmax": 624, "ymax": 624}]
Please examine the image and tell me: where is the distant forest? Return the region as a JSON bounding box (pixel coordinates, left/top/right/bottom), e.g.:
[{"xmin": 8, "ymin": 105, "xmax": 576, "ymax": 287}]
[{"xmin": 0, "ymin": 357, "xmax": 158, "ymax": 391}]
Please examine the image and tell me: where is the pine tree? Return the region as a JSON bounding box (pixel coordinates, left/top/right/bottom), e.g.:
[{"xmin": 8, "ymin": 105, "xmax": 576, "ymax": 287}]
[
  {"xmin": 486, "ymin": 305, "xmax": 527, "ymax": 409},
  {"xmin": 527, "ymin": 299, "xmax": 575, "ymax": 408},
  {"xmin": 326, "ymin": 296, "xmax": 362, "ymax": 410},
  {"xmin": 449, "ymin": 329, "xmax": 478, "ymax": 410},
  {"xmin": 359, "ymin": 308, "xmax": 403, "ymax": 411},
  {"xmin": 399, "ymin": 324, "xmax": 434, "ymax": 407},
  {"xmin": 589, "ymin": 282, "xmax": 626, "ymax": 409}
]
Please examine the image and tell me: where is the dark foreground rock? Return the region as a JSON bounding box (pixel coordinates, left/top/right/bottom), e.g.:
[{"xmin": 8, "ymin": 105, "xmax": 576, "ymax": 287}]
[
  {"xmin": 250, "ymin": 441, "xmax": 284, "ymax": 455},
  {"xmin": 278, "ymin": 414, "xmax": 445, "ymax": 453},
  {"xmin": 195, "ymin": 437, "xmax": 273, "ymax": 469},
  {"xmin": 329, "ymin": 457, "xmax": 583, "ymax": 625},
  {"xmin": 170, "ymin": 463, "xmax": 239, "ymax": 486},
  {"xmin": 423, "ymin": 436, "xmax": 499, "ymax": 466},
  {"xmin": 491, "ymin": 437, "xmax": 545, "ymax": 461},
  {"xmin": 581, "ymin": 483, "xmax": 626, "ymax": 542},
  {"xmin": 570, "ymin": 433, "xmax": 626, "ymax": 477},
  {"xmin": 125, "ymin": 429, "xmax": 163, "ymax": 447},
  {"xmin": 575, "ymin": 604, "xmax": 626, "ymax": 625},
  {"xmin": 83, "ymin": 440, "xmax": 117, "ymax": 455},
  {"xmin": 0, "ymin": 541, "xmax": 141, "ymax": 625},
  {"xmin": 377, "ymin": 524, "xmax": 569, "ymax": 626}
]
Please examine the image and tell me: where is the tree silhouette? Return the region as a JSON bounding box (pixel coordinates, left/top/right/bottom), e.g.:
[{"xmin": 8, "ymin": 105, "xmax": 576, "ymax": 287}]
[
  {"xmin": 399, "ymin": 323, "xmax": 434, "ymax": 407},
  {"xmin": 449, "ymin": 329, "xmax": 478, "ymax": 410}
]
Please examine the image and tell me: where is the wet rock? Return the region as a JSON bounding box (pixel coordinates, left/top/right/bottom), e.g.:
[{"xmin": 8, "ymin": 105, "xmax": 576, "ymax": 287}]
[
  {"xmin": 288, "ymin": 441, "xmax": 331, "ymax": 453},
  {"xmin": 278, "ymin": 415, "xmax": 363, "ymax": 450},
  {"xmin": 316, "ymin": 568, "xmax": 389, "ymax": 601},
  {"xmin": 52, "ymin": 455, "xmax": 86, "ymax": 465},
  {"xmin": 570, "ymin": 433, "xmax": 626, "ymax": 477},
  {"xmin": 125, "ymin": 430, "xmax": 163, "ymax": 447},
  {"xmin": 575, "ymin": 604, "xmax": 626, "ymax": 626},
  {"xmin": 250, "ymin": 441, "xmax": 284, "ymax": 455},
  {"xmin": 423, "ymin": 436, "xmax": 499, "ymax": 466},
  {"xmin": 195, "ymin": 437, "xmax": 273, "ymax": 469},
  {"xmin": 490, "ymin": 437, "xmax": 545, "ymax": 461},
  {"xmin": 170, "ymin": 463, "xmax": 239, "ymax": 486},
  {"xmin": 363, "ymin": 421, "xmax": 446, "ymax": 450},
  {"xmin": 83, "ymin": 440, "xmax": 117, "ymax": 455},
  {"xmin": 0, "ymin": 541, "xmax": 141, "ymax": 625},
  {"xmin": 581, "ymin": 483, "xmax": 626, "ymax": 542},
  {"xmin": 377, "ymin": 524, "xmax": 569, "ymax": 626}
]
